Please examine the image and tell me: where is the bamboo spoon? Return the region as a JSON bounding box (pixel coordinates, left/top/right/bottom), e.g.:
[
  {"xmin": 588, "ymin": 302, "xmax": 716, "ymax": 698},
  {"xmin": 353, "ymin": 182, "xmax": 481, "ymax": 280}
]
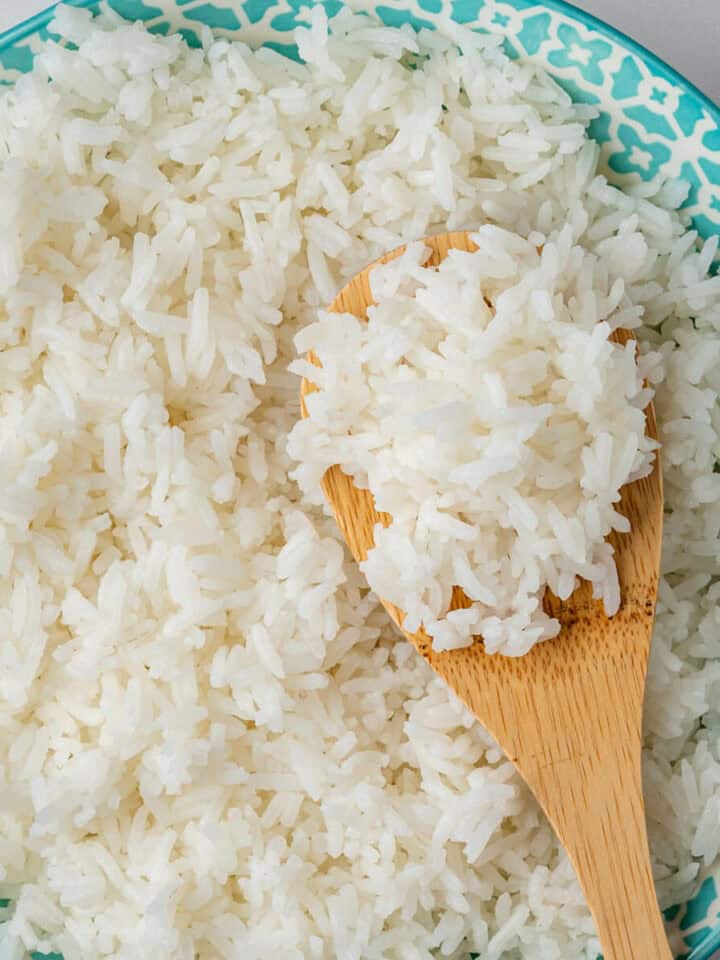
[{"xmin": 300, "ymin": 231, "xmax": 670, "ymax": 960}]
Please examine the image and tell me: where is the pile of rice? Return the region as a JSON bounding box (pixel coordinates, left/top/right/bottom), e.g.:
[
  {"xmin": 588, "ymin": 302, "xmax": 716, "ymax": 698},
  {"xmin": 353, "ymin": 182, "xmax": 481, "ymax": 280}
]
[
  {"xmin": 291, "ymin": 234, "xmax": 658, "ymax": 654},
  {"xmin": 0, "ymin": 5, "xmax": 719, "ymax": 958}
]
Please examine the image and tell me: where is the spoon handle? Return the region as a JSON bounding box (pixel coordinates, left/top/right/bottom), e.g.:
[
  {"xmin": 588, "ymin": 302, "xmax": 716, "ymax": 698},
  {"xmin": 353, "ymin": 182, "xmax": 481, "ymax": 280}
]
[{"xmin": 515, "ymin": 655, "xmax": 672, "ymax": 960}]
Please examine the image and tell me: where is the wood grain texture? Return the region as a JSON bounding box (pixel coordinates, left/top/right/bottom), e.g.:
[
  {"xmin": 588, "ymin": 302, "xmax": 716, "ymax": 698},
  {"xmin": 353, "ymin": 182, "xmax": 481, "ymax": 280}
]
[{"xmin": 300, "ymin": 231, "xmax": 670, "ymax": 960}]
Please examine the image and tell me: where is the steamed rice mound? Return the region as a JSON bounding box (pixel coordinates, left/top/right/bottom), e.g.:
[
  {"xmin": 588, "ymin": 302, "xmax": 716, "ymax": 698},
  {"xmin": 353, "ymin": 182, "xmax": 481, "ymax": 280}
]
[
  {"xmin": 291, "ymin": 235, "xmax": 658, "ymax": 654},
  {"xmin": 0, "ymin": 4, "xmax": 719, "ymax": 959}
]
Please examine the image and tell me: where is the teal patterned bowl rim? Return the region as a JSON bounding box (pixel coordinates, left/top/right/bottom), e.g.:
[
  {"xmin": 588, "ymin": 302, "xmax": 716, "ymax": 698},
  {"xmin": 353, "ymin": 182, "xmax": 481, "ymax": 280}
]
[
  {"xmin": 0, "ymin": 2, "xmax": 719, "ymax": 960},
  {"xmin": 1, "ymin": 0, "xmax": 719, "ymax": 242},
  {"xmin": 6, "ymin": 0, "xmax": 713, "ymax": 123}
]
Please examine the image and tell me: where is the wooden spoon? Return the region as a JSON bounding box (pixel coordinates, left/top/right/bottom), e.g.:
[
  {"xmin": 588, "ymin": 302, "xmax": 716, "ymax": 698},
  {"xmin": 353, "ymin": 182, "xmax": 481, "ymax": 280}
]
[{"xmin": 300, "ymin": 231, "xmax": 670, "ymax": 960}]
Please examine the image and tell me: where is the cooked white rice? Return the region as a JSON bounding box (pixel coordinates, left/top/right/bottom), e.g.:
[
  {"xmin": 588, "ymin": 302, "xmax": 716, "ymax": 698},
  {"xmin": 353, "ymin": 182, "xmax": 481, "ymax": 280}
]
[
  {"xmin": 0, "ymin": 4, "xmax": 719, "ymax": 959},
  {"xmin": 291, "ymin": 235, "xmax": 658, "ymax": 654}
]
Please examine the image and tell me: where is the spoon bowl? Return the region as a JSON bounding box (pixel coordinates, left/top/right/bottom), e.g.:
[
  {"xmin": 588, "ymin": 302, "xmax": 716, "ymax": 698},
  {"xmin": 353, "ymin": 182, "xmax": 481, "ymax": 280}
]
[{"xmin": 301, "ymin": 231, "xmax": 669, "ymax": 960}]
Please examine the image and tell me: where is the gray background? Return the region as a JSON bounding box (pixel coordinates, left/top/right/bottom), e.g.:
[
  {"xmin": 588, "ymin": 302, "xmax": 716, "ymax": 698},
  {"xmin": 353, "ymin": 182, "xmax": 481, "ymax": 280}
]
[
  {"xmin": 1, "ymin": 0, "xmax": 718, "ymax": 104},
  {"xmin": 572, "ymin": 0, "xmax": 719, "ymax": 105}
]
